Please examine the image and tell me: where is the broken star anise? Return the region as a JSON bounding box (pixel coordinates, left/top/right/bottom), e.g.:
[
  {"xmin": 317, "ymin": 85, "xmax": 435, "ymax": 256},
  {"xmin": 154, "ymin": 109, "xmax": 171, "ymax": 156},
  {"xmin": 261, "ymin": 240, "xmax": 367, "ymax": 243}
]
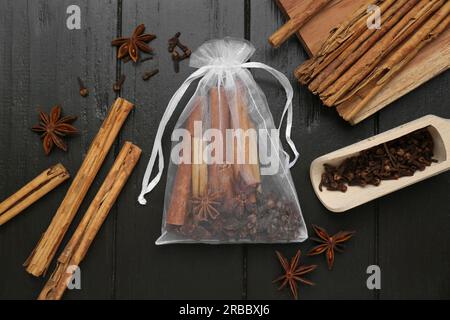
[
  {"xmin": 111, "ymin": 24, "xmax": 156, "ymax": 63},
  {"xmin": 32, "ymin": 105, "xmax": 78, "ymax": 155},
  {"xmin": 191, "ymin": 192, "xmax": 222, "ymax": 221},
  {"xmin": 273, "ymin": 250, "xmax": 317, "ymax": 300},
  {"xmin": 307, "ymin": 225, "xmax": 355, "ymax": 270}
]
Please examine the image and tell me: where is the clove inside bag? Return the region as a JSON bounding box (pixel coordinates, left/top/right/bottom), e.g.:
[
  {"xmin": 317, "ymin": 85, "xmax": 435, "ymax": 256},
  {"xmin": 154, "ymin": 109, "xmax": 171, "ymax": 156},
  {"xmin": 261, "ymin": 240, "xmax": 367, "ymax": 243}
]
[{"xmin": 139, "ymin": 38, "xmax": 308, "ymax": 244}]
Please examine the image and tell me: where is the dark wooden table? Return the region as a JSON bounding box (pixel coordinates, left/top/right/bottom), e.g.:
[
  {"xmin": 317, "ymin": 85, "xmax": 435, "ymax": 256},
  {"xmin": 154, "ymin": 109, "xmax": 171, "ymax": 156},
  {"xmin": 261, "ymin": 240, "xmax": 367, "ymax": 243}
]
[{"xmin": 0, "ymin": 0, "xmax": 449, "ymax": 300}]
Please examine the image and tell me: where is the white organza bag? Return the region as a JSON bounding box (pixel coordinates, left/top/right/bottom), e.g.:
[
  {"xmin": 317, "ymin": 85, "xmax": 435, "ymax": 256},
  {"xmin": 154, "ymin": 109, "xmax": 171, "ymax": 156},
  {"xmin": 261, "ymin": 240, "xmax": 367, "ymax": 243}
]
[{"xmin": 138, "ymin": 37, "xmax": 308, "ymax": 244}]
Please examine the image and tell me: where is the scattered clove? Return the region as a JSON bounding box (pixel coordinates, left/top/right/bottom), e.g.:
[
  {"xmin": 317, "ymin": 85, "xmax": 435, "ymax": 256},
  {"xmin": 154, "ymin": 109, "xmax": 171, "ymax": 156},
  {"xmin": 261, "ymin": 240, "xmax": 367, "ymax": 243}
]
[
  {"xmin": 319, "ymin": 128, "xmax": 437, "ymax": 192},
  {"xmin": 168, "ymin": 32, "xmax": 191, "ymax": 73},
  {"xmin": 168, "ymin": 32, "xmax": 181, "ymax": 53},
  {"xmin": 77, "ymin": 77, "xmax": 89, "ymax": 97},
  {"xmin": 113, "ymin": 74, "xmax": 126, "ymax": 92},
  {"xmin": 142, "ymin": 69, "xmax": 159, "ymax": 81}
]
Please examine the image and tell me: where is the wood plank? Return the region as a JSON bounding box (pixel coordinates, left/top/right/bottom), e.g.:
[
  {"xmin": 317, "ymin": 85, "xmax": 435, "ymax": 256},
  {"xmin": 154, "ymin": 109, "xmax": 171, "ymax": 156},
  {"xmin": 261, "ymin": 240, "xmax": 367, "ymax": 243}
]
[
  {"xmin": 376, "ymin": 72, "xmax": 450, "ymax": 299},
  {"xmin": 0, "ymin": 0, "xmax": 118, "ymax": 299},
  {"xmin": 247, "ymin": 0, "xmax": 376, "ymax": 299},
  {"xmin": 276, "ymin": 0, "xmax": 450, "ymax": 124},
  {"xmin": 114, "ymin": 0, "xmax": 245, "ymax": 299}
]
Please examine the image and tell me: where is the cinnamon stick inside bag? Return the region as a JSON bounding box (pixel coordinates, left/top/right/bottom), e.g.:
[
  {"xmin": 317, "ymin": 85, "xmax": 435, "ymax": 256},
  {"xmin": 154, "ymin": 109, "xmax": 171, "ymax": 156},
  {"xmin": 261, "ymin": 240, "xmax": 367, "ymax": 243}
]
[
  {"xmin": 230, "ymin": 84, "xmax": 261, "ymax": 188},
  {"xmin": 38, "ymin": 142, "xmax": 141, "ymax": 300},
  {"xmin": 209, "ymin": 87, "xmax": 235, "ymax": 203},
  {"xmin": 166, "ymin": 99, "xmax": 203, "ymax": 226}
]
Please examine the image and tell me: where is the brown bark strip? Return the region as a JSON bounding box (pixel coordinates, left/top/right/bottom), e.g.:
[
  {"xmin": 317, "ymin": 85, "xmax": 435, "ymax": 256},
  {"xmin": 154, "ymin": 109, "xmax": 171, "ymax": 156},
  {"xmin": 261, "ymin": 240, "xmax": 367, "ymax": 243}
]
[
  {"xmin": 310, "ymin": 0, "xmax": 416, "ymax": 94},
  {"xmin": 37, "ymin": 142, "xmax": 141, "ymax": 300},
  {"xmin": 208, "ymin": 87, "xmax": 235, "ymax": 201},
  {"xmin": 294, "ymin": 0, "xmax": 378, "ymax": 83},
  {"xmin": 269, "ymin": 0, "xmax": 331, "ymax": 48},
  {"xmin": 166, "ymin": 99, "xmax": 202, "ymax": 226},
  {"xmin": 0, "ymin": 164, "xmax": 69, "ymax": 226},
  {"xmin": 24, "ymin": 98, "xmax": 134, "ymax": 277},
  {"xmin": 192, "ymin": 130, "xmax": 208, "ymax": 198},
  {"xmin": 341, "ymin": 4, "xmax": 450, "ymax": 121},
  {"xmin": 230, "ymin": 84, "xmax": 261, "ymax": 188},
  {"xmin": 321, "ymin": 0, "xmax": 445, "ymax": 106}
]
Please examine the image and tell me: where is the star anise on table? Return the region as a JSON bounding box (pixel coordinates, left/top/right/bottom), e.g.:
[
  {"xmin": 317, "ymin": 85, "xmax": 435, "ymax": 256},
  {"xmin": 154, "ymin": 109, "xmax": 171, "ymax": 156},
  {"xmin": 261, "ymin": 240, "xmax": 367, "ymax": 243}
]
[
  {"xmin": 307, "ymin": 225, "xmax": 355, "ymax": 270},
  {"xmin": 111, "ymin": 24, "xmax": 156, "ymax": 63},
  {"xmin": 273, "ymin": 250, "xmax": 317, "ymax": 300},
  {"xmin": 31, "ymin": 105, "xmax": 78, "ymax": 155},
  {"xmin": 191, "ymin": 191, "xmax": 222, "ymax": 221}
]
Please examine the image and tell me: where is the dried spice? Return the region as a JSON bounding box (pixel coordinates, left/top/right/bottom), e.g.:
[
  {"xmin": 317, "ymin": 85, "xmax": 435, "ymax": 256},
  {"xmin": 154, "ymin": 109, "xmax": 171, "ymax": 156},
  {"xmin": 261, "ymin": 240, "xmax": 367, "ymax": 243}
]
[
  {"xmin": 273, "ymin": 250, "xmax": 317, "ymax": 300},
  {"xmin": 77, "ymin": 77, "xmax": 89, "ymax": 97},
  {"xmin": 142, "ymin": 69, "xmax": 159, "ymax": 81},
  {"xmin": 31, "ymin": 106, "xmax": 78, "ymax": 155},
  {"xmin": 319, "ymin": 128, "xmax": 437, "ymax": 192},
  {"xmin": 191, "ymin": 191, "xmax": 222, "ymax": 222},
  {"xmin": 112, "ymin": 24, "xmax": 156, "ymax": 63},
  {"xmin": 168, "ymin": 32, "xmax": 191, "ymax": 73},
  {"xmin": 113, "ymin": 74, "xmax": 126, "ymax": 93},
  {"xmin": 308, "ymin": 225, "xmax": 355, "ymax": 270}
]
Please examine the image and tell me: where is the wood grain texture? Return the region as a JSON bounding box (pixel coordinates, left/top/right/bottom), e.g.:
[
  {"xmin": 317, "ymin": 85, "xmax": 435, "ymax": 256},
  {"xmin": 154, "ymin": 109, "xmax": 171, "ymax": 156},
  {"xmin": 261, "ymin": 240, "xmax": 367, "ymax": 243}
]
[
  {"xmin": 248, "ymin": 0, "xmax": 376, "ymax": 300},
  {"xmin": 0, "ymin": 0, "xmax": 118, "ymax": 299},
  {"xmin": 114, "ymin": 0, "xmax": 245, "ymax": 299},
  {"xmin": 276, "ymin": 0, "xmax": 450, "ymax": 124},
  {"xmin": 0, "ymin": 0, "xmax": 449, "ymax": 300}
]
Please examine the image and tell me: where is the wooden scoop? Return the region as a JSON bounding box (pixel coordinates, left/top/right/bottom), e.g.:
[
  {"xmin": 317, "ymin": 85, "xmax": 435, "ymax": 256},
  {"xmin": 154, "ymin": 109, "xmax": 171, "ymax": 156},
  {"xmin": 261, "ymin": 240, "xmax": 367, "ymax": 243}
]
[{"xmin": 310, "ymin": 115, "xmax": 450, "ymax": 213}]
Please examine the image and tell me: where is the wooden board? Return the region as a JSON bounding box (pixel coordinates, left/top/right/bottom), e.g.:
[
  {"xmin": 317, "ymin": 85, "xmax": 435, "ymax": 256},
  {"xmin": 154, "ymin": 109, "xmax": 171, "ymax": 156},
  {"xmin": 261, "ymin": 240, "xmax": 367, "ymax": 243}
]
[{"xmin": 275, "ymin": 0, "xmax": 450, "ymax": 124}]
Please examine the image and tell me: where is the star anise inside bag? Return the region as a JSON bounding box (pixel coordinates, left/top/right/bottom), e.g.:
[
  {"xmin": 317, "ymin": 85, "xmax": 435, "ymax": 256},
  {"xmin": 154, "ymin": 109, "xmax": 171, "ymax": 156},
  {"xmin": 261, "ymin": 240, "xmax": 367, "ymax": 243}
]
[
  {"xmin": 273, "ymin": 250, "xmax": 317, "ymax": 300},
  {"xmin": 111, "ymin": 24, "xmax": 156, "ymax": 62},
  {"xmin": 32, "ymin": 105, "xmax": 78, "ymax": 155}
]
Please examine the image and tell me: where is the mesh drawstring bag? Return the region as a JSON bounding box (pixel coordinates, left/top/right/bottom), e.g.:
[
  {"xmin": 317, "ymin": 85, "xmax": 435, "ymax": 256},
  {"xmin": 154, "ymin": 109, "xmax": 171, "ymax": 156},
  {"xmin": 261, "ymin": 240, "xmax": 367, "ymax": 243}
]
[{"xmin": 138, "ymin": 37, "xmax": 308, "ymax": 244}]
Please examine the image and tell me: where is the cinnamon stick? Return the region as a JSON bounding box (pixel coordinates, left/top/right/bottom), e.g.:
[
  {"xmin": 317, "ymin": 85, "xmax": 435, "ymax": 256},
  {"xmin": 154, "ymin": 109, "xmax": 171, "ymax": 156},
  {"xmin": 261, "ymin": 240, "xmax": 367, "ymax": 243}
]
[
  {"xmin": 269, "ymin": 0, "xmax": 331, "ymax": 48},
  {"xmin": 166, "ymin": 99, "xmax": 202, "ymax": 226},
  {"xmin": 295, "ymin": 0, "xmax": 378, "ymax": 83},
  {"xmin": 342, "ymin": 3, "xmax": 450, "ymax": 121},
  {"xmin": 0, "ymin": 164, "xmax": 69, "ymax": 226},
  {"xmin": 38, "ymin": 142, "xmax": 141, "ymax": 300},
  {"xmin": 309, "ymin": 0, "xmax": 416, "ymax": 94},
  {"xmin": 321, "ymin": 0, "xmax": 445, "ymax": 107},
  {"xmin": 24, "ymin": 97, "xmax": 134, "ymax": 277},
  {"xmin": 230, "ymin": 85, "xmax": 261, "ymax": 188},
  {"xmin": 208, "ymin": 87, "xmax": 236, "ymax": 211},
  {"xmin": 192, "ymin": 121, "xmax": 208, "ymax": 198}
]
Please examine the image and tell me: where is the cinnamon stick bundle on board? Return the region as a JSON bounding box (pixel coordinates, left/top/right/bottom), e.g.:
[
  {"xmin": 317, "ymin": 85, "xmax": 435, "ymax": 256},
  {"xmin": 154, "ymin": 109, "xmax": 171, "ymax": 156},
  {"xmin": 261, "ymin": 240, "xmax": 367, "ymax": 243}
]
[
  {"xmin": 309, "ymin": 0, "xmax": 416, "ymax": 94},
  {"xmin": 0, "ymin": 164, "xmax": 69, "ymax": 226},
  {"xmin": 24, "ymin": 98, "xmax": 134, "ymax": 277},
  {"xmin": 295, "ymin": 0, "xmax": 382, "ymax": 83},
  {"xmin": 339, "ymin": 1, "xmax": 450, "ymax": 121},
  {"xmin": 321, "ymin": 0, "xmax": 445, "ymax": 107},
  {"xmin": 38, "ymin": 142, "xmax": 141, "ymax": 300},
  {"xmin": 165, "ymin": 98, "xmax": 203, "ymax": 226}
]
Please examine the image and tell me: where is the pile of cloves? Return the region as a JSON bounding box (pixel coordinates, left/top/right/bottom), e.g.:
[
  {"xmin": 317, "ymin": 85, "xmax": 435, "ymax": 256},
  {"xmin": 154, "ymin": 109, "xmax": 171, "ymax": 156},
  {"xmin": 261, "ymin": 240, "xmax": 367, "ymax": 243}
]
[
  {"xmin": 168, "ymin": 32, "xmax": 191, "ymax": 73},
  {"xmin": 319, "ymin": 128, "xmax": 437, "ymax": 192}
]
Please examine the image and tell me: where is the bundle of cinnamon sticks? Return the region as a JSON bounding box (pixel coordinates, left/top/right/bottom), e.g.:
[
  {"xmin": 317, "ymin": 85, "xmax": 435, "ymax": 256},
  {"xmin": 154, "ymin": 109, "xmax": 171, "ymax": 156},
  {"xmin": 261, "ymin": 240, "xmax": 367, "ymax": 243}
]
[
  {"xmin": 295, "ymin": 0, "xmax": 450, "ymax": 124},
  {"xmin": 162, "ymin": 85, "xmax": 302, "ymax": 242},
  {"xmin": 166, "ymin": 86, "xmax": 260, "ymax": 228}
]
